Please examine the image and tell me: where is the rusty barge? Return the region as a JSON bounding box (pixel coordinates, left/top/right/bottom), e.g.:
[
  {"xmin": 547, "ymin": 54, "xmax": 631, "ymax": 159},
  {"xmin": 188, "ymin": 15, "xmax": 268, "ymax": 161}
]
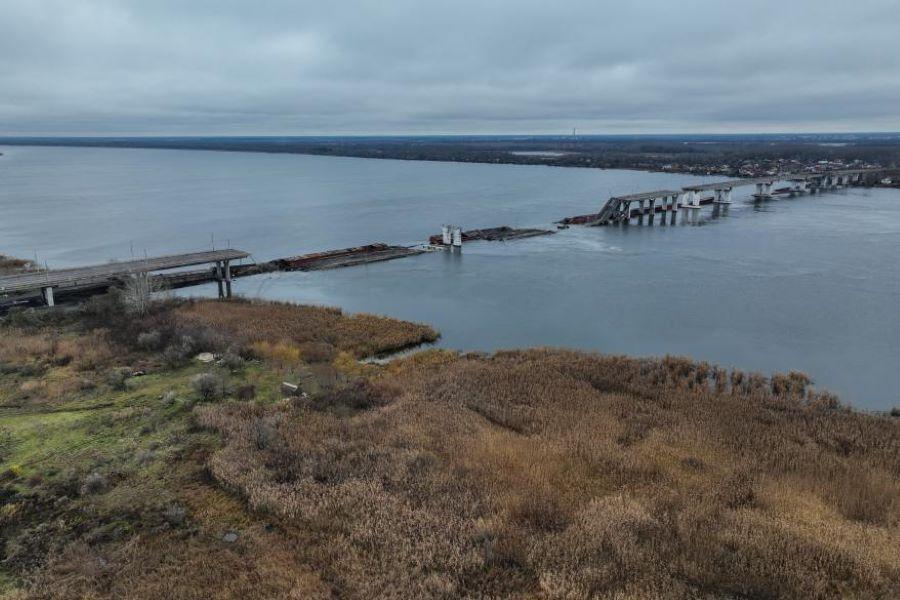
[{"xmin": 428, "ymin": 226, "xmax": 554, "ymax": 246}]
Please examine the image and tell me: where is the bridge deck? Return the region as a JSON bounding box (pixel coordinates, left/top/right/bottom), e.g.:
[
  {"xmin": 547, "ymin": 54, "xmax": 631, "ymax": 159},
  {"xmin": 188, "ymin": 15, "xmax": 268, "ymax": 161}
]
[
  {"xmin": 683, "ymin": 169, "xmax": 882, "ymax": 192},
  {"xmin": 0, "ymin": 249, "xmax": 249, "ymax": 294},
  {"xmin": 611, "ymin": 190, "xmax": 681, "ymax": 202},
  {"xmin": 683, "ymin": 178, "xmax": 772, "ymax": 192}
]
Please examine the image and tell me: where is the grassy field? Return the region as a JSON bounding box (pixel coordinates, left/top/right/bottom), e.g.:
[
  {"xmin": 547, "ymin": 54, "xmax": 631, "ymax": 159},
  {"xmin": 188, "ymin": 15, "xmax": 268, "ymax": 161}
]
[{"xmin": 1, "ymin": 295, "xmax": 898, "ymax": 598}]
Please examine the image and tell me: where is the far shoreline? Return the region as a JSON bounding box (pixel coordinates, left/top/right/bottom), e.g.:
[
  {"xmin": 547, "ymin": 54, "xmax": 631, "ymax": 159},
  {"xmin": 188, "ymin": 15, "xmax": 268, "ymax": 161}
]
[{"xmin": 2, "ymin": 134, "xmax": 895, "ymax": 179}]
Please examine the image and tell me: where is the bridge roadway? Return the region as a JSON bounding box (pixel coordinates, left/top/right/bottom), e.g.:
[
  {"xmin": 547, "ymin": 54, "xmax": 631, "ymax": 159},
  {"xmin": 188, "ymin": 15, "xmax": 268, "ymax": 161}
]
[
  {"xmin": 682, "ymin": 168, "xmax": 883, "ymax": 192},
  {"xmin": 0, "ymin": 249, "xmax": 249, "ymax": 304},
  {"xmin": 591, "ymin": 168, "xmax": 886, "ymax": 225}
]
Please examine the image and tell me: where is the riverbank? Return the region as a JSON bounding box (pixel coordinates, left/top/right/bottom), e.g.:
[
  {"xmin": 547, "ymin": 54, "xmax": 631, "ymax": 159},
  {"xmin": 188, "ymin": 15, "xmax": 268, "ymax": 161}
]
[
  {"xmin": 1, "ymin": 135, "xmax": 895, "ymax": 179},
  {"xmin": 1, "ymin": 296, "xmax": 898, "ymax": 598}
]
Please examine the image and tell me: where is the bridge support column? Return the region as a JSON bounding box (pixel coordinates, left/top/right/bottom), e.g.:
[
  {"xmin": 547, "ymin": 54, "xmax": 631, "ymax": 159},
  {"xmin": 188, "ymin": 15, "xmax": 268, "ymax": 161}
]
[
  {"xmin": 754, "ymin": 182, "xmax": 773, "ymax": 201},
  {"xmin": 648, "ymin": 198, "xmax": 656, "ymax": 224},
  {"xmin": 637, "ymin": 199, "xmax": 645, "ymax": 225},
  {"xmin": 670, "ymin": 195, "xmax": 678, "ymax": 225},
  {"xmin": 224, "ymin": 260, "xmax": 232, "ymax": 298},
  {"xmin": 42, "ymin": 286, "xmax": 55, "ymax": 307},
  {"xmin": 715, "ymin": 189, "xmax": 729, "ymax": 203},
  {"xmin": 452, "ymin": 226, "xmax": 463, "ymax": 251},
  {"xmin": 215, "ymin": 261, "xmax": 224, "ymax": 299}
]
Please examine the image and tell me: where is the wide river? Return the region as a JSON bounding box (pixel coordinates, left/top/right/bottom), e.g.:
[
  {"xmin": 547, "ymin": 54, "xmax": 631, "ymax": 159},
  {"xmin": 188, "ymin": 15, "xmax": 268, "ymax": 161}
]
[{"xmin": 1, "ymin": 145, "xmax": 898, "ymax": 410}]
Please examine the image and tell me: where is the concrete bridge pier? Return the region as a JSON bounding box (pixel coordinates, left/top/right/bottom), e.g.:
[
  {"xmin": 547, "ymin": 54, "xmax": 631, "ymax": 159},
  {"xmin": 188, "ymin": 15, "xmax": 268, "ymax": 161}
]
[
  {"xmin": 789, "ymin": 180, "xmax": 808, "ymax": 196},
  {"xmin": 224, "ymin": 260, "xmax": 232, "ymax": 298},
  {"xmin": 648, "ymin": 198, "xmax": 656, "ymax": 224},
  {"xmin": 753, "ymin": 181, "xmax": 774, "ymax": 201},
  {"xmin": 637, "ymin": 199, "xmax": 646, "ymax": 225},
  {"xmin": 42, "ymin": 286, "xmax": 55, "ymax": 307},
  {"xmin": 718, "ymin": 188, "xmax": 733, "ymax": 203},
  {"xmin": 681, "ymin": 190, "xmax": 703, "ymax": 224},
  {"xmin": 213, "ymin": 260, "xmax": 234, "ymax": 299},
  {"xmin": 670, "ymin": 195, "xmax": 678, "ymax": 225},
  {"xmin": 215, "ymin": 261, "xmax": 225, "ymax": 299}
]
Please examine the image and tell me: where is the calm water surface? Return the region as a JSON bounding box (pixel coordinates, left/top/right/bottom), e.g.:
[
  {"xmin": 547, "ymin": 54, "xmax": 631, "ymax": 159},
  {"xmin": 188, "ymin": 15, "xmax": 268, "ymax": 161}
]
[{"xmin": 1, "ymin": 146, "xmax": 898, "ymax": 410}]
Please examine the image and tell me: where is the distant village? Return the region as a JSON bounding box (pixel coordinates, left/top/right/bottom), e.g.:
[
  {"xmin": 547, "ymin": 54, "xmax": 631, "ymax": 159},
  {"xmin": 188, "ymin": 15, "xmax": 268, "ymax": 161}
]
[{"xmin": 658, "ymin": 157, "xmax": 891, "ymax": 180}]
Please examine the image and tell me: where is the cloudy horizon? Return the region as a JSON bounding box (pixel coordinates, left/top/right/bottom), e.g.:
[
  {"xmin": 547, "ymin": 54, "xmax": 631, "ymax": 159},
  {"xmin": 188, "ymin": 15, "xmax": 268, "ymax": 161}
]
[{"xmin": 2, "ymin": 0, "xmax": 899, "ymax": 136}]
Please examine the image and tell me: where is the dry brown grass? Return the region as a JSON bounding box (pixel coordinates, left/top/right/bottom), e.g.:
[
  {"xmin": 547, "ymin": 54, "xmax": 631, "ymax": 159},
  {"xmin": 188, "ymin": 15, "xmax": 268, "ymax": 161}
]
[
  {"xmin": 27, "ymin": 529, "xmax": 330, "ymax": 600},
  {"xmin": 175, "ymin": 299, "xmax": 438, "ymax": 358},
  {"xmin": 7, "ymin": 299, "xmax": 897, "ymax": 599},
  {"xmin": 193, "ymin": 349, "xmax": 900, "ymax": 599},
  {"xmin": 0, "ymin": 329, "xmax": 116, "ymax": 370},
  {"xmin": 0, "ymin": 329, "xmax": 121, "ymax": 408}
]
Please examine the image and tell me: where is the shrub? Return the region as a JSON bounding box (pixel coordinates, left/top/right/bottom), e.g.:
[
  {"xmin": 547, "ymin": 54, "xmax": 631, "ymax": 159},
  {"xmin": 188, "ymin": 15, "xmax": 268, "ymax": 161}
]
[
  {"xmin": 308, "ymin": 379, "xmax": 399, "ymax": 412},
  {"xmin": 221, "ymin": 351, "xmax": 245, "ymax": 372},
  {"xmin": 106, "ymin": 367, "xmax": 132, "ymax": 391},
  {"xmin": 4, "ymin": 307, "xmax": 56, "ymax": 330},
  {"xmin": 136, "ymin": 330, "xmax": 163, "ymax": 351},
  {"xmin": 79, "ymin": 471, "xmax": 107, "ymax": 496},
  {"xmin": 250, "ymin": 419, "xmax": 279, "ymax": 450},
  {"xmin": 191, "ymin": 372, "xmax": 226, "ymax": 401},
  {"xmin": 808, "ymin": 390, "xmax": 843, "ymax": 411},
  {"xmin": 135, "ymin": 449, "xmax": 156, "ymax": 466},
  {"xmin": 163, "ymin": 503, "xmax": 187, "ymax": 527},
  {"xmin": 235, "ymin": 384, "xmax": 256, "ymax": 401},
  {"xmin": 772, "ymin": 370, "xmax": 812, "ymax": 399},
  {"xmin": 162, "ymin": 335, "xmax": 196, "ymax": 368}
]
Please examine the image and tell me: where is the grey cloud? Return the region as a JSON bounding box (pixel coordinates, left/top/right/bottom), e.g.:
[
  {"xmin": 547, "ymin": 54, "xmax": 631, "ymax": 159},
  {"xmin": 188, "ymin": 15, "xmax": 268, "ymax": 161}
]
[{"xmin": 0, "ymin": 0, "xmax": 898, "ymax": 134}]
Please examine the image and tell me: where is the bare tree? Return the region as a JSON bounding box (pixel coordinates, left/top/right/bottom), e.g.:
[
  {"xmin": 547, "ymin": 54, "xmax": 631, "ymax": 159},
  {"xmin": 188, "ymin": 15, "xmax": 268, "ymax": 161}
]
[{"xmin": 121, "ymin": 271, "xmax": 168, "ymax": 315}]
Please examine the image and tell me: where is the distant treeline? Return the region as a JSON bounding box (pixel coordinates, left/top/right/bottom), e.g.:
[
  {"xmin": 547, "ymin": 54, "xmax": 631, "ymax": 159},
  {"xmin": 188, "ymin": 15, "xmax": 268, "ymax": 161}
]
[{"xmin": 2, "ymin": 134, "xmax": 899, "ymax": 175}]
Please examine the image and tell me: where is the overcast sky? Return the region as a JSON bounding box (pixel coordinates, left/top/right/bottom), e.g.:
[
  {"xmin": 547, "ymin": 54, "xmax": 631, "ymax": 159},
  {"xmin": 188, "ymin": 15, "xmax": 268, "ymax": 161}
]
[{"xmin": 1, "ymin": 0, "xmax": 898, "ymax": 135}]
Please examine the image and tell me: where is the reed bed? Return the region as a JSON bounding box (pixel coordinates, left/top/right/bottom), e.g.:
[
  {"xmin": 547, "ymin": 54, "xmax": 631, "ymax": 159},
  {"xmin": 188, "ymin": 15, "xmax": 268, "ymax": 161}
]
[
  {"xmin": 176, "ymin": 299, "xmax": 438, "ymax": 358},
  {"xmin": 195, "ymin": 349, "xmax": 900, "ymax": 599}
]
